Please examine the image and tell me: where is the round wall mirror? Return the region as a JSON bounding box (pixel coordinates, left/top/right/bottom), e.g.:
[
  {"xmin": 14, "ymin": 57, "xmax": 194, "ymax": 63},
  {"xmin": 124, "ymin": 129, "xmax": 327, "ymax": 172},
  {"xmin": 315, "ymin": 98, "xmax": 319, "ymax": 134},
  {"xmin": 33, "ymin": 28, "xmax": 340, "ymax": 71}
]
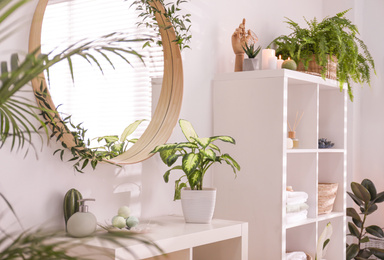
[{"xmin": 29, "ymin": 0, "xmax": 183, "ymax": 164}]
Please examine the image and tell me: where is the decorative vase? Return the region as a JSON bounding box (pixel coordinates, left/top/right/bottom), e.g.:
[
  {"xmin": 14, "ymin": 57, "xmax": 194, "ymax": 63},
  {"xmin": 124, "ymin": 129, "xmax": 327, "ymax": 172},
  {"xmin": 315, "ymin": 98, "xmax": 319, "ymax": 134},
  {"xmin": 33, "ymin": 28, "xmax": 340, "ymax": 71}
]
[
  {"xmin": 243, "ymin": 58, "xmax": 259, "ymax": 71},
  {"xmin": 180, "ymin": 188, "xmax": 216, "ymax": 223}
]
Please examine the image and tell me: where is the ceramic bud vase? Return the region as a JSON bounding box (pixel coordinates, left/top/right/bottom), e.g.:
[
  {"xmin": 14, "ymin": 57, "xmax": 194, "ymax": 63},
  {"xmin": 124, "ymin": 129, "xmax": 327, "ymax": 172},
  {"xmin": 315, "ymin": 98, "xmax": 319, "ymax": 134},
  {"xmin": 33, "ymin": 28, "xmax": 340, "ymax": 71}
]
[
  {"xmin": 180, "ymin": 188, "xmax": 216, "ymax": 224},
  {"xmin": 243, "ymin": 58, "xmax": 259, "ymax": 71}
]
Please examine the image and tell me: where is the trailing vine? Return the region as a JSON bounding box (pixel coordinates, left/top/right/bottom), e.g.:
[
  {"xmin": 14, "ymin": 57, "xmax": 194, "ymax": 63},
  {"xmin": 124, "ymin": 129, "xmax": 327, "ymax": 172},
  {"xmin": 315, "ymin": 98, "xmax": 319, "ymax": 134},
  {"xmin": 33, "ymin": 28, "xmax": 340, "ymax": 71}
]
[{"xmin": 132, "ymin": 0, "xmax": 192, "ymax": 50}]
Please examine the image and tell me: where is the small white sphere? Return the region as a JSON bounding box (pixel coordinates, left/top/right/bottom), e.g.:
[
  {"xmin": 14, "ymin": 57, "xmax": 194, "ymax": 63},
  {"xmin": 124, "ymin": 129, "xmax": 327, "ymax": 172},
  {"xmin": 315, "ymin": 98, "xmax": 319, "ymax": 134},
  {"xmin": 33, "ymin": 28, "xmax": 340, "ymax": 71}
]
[
  {"xmin": 126, "ymin": 216, "xmax": 139, "ymax": 228},
  {"xmin": 112, "ymin": 215, "xmax": 126, "ymax": 229},
  {"xmin": 117, "ymin": 206, "xmax": 131, "ymax": 218}
]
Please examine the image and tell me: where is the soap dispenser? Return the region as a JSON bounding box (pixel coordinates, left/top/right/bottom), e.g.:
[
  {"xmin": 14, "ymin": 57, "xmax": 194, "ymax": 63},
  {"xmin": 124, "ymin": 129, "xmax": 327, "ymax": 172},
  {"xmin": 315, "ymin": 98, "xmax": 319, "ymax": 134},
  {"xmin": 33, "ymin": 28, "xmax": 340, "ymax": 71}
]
[{"xmin": 67, "ymin": 198, "xmax": 97, "ymax": 237}]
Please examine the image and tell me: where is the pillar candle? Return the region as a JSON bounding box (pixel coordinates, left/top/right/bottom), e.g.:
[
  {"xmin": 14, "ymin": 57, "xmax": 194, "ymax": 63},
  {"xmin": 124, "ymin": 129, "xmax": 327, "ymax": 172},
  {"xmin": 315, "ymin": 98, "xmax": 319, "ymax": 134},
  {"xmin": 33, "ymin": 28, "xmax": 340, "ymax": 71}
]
[
  {"xmin": 262, "ymin": 49, "xmax": 276, "ymax": 70},
  {"xmin": 277, "ymin": 55, "xmax": 284, "ymax": 69},
  {"xmin": 268, "ymin": 56, "xmax": 277, "ymax": 70}
]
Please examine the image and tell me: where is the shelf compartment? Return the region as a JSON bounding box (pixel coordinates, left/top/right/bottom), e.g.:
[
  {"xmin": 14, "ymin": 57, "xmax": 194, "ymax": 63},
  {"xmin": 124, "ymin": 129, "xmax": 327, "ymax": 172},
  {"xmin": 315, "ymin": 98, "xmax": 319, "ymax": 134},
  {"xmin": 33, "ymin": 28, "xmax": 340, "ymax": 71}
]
[
  {"xmin": 318, "ymin": 217, "xmax": 345, "ymax": 259},
  {"xmin": 286, "ymin": 217, "xmax": 316, "ymax": 229},
  {"xmin": 287, "ymin": 153, "xmax": 317, "ymax": 218},
  {"xmin": 286, "ymin": 223, "xmax": 316, "ymax": 258},
  {"xmin": 287, "ymin": 84, "xmax": 318, "ymax": 149},
  {"xmin": 318, "ymin": 153, "xmax": 345, "ymax": 213},
  {"xmin": 319, "ymin": 88, "xmax": 346, "ymax": 150}
]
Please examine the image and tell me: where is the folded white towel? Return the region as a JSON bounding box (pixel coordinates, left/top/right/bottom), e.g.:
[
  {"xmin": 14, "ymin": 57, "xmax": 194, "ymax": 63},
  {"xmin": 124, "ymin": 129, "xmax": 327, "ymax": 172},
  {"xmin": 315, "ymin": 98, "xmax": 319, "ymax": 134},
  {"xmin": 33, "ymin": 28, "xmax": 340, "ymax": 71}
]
[
  {"xmin": 287, "ymin": 191, "xmax": 308, "ymax": 199},
  {"xmin": 286, "ymin": 251, "xmax": 307, "ymax": 260},
  {"xmin": 287, "ymin": 196, "xmax": 308, "ymax": 205},
  {"xmin": 286, "ymin": 210, "xmax": 308, "ymax": 223},
  {"xmin": 286, "ymin": 203, "xmax": 309, "ymax": 213}
]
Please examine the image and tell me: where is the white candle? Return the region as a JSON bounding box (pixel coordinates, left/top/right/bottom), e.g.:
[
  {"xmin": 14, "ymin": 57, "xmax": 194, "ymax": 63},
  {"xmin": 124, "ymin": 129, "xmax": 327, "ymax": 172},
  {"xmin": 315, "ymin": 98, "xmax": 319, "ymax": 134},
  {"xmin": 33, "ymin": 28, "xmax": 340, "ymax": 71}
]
[
  {"xmin": 277, "ymin": 55, "xmax": 284, "ymax": 69},
  {"xmin": 268, "ymin": 56, "xmax": 277, "ymax": 70},
  {"xmin": 262, "ymin": 49, "xmax": 276, "ymax": 70}
]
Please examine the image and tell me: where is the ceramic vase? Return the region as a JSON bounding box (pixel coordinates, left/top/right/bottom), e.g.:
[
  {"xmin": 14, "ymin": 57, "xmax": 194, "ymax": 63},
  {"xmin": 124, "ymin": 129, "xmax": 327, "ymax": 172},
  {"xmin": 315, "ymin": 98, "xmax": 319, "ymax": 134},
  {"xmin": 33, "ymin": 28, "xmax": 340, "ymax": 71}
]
[{"xmin": 180, "ymin": 188, "xmax": 216, "ymax": 224}]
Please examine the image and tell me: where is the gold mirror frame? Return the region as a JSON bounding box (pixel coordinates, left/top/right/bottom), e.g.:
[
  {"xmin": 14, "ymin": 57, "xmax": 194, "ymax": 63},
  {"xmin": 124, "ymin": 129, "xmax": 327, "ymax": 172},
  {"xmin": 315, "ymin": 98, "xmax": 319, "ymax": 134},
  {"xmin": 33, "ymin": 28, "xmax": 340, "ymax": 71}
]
[{"xmin": 29, "ymin": 0, "xmax": 183, "ymax": 164}]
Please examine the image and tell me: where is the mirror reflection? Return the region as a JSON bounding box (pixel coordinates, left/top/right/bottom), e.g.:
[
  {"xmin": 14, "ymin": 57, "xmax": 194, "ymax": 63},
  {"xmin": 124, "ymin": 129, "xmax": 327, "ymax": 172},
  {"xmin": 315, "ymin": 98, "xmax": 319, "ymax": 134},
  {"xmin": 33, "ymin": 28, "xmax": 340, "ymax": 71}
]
[{"xmin": 41, "ymin": 0, "xmax": 164, "ymax": 147}]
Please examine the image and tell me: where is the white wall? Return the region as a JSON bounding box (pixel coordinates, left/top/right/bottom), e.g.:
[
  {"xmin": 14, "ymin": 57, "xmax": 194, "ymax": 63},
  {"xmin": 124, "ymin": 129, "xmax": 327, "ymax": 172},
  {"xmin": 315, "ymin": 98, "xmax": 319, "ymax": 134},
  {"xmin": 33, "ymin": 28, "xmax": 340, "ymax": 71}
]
[{"xmin": 2, "ymin": 0, "xmax": 383, "ymax": 235}]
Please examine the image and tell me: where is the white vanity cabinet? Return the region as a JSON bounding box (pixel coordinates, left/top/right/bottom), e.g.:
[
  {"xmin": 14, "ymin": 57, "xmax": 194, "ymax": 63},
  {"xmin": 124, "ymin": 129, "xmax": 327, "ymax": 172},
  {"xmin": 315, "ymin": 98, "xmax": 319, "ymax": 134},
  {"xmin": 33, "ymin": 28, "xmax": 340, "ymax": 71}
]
[{"xmin": 212, "ymin": 69, "xmax": 347, "ymax": 259}]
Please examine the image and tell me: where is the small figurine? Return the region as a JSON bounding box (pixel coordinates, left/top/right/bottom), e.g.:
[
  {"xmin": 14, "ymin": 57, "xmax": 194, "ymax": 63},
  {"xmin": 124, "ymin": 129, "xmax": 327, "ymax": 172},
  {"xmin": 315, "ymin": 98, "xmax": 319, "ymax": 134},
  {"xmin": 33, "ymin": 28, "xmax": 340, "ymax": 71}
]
[{"xmin": 231, "ymin": 19, "xmax": 258, "ymax": 72}]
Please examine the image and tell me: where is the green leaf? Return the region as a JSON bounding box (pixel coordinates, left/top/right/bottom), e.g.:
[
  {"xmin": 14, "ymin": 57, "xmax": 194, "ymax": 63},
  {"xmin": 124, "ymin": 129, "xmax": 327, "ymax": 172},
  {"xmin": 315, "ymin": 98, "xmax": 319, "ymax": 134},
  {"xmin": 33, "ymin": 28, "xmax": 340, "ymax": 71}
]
[
  {"xmin": 361, "ymin": 179, "xmax": 377, "ymax": 200},
  {"xmin": 186, "ymin": 170, "xmax": 201, "ymax": 189},
  {"xmin": 369, "ymin": 248, "xmax": 384, "ymax": 259},
  {"xmin": 348, "ymin": 222, "xmax": 361, "ymax": 238},
  {"xmin": 373, "ymin": 191, "xmax": 384, "ymax": 203},
  {"xmin": 159, "ymin": 147, "xmax": 178, "ymax": 166},
  {"xmin": 348, "ymin": 191, "xmax": 364, "ymax": 206},
  {"xmin": 366, "ymin": 225, "xmax": 384, "ymax": 238},
  {"xmin": 346, "ymin": 244, "xmax": 359, "ymax": 260},
  {"xmin": 97, "ymin": 135, "xmax": 119, "ymax": 144},
  {"xmin": 191, "ymin": 137, "xmax": 211, "ymax": 149},
  {"xmin": 366, "ymin": 203, "xmax": 378, "ymax": 215},
  {"xmin": 151, "ymin": 143, "xmax": 177, "ymax": 153},
  {"xmin": 202, "ymin": 149, "xmax": 216, "ymax": 161},
  {"xmin": 221, "ymin": 153, "xmax": 241, "ymax": 173},
  {"xmin": 179, "ymin": 119, "xmax": 198, "ymax": 142},
  {"xmin": 351, "ymin": 182, "xmax": 371, "ymax": 203},
  {"xmin": 182, "ymin": 153, "xmax": 200, "ymax": 175},
  {"xmin": 120, "ymin": 119, "xmax": 146, "ymax": 142},
  {"xmin": 361, "ymin": 236, "xmax": 370, "ymax": 243},
  {"xmin": 347, "ymin": 207, "xmax": 362, "ymax": 222},
  {"xmin": 175, "ymin": 142, "xmax": 198, "ymax": 149},
  {"xmin": 163, "ymin": 166, "xmax": 182, "ymax": 183},
  {"xmin": 165, "ymin": 153, "xmax": 181, "ymax": 166},
  {"xmin": 210, "ymin": 135, "xmax": 236, "ymax": 144}
]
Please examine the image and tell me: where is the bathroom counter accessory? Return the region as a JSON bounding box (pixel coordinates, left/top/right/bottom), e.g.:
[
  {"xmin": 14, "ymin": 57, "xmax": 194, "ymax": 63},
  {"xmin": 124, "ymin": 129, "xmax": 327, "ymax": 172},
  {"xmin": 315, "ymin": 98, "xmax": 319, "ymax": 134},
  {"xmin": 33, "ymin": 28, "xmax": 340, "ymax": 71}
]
[{"xmin": 68, "ymin": 215, "xmax": 248, "ymax": 260}]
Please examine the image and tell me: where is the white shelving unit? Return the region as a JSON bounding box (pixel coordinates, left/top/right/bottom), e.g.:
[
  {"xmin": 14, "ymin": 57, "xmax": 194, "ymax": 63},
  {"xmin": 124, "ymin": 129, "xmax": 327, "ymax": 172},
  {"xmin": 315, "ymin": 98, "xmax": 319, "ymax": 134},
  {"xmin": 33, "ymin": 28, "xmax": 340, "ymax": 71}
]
[
  {"xmin": 212, "ymin": 69, "xmax": 347, "ymax": 259},
  {"xmin": 67, "ymin": 216, "xmax": 248, "ymax": 260}
]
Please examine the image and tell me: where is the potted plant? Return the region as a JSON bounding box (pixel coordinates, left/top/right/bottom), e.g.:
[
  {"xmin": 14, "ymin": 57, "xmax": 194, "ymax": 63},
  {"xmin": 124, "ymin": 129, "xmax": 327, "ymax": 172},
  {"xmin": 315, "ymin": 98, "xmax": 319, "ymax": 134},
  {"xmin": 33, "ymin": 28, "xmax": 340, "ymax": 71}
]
[
  {"xmin": 151, "ymin": 119, "xmax": 240, "ymax": 223},
  {"xmin": 270, "ymin": 9, "xmax": 375, "ymax": 101},
  {"xmin": 242, "ymin": 42, "xmax": 261, "ymax": 71},
  {"xmin": 346, "ymin": 179, "xmax": 384, "ymax": 260}
]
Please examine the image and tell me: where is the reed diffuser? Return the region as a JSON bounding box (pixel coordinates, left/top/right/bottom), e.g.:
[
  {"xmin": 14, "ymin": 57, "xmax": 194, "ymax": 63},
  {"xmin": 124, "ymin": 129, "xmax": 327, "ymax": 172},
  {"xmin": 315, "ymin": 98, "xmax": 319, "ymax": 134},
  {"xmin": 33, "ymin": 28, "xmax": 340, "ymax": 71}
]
[{"xmin": 287, "ymin": 111, "xmax": 304, "ymax": 148}]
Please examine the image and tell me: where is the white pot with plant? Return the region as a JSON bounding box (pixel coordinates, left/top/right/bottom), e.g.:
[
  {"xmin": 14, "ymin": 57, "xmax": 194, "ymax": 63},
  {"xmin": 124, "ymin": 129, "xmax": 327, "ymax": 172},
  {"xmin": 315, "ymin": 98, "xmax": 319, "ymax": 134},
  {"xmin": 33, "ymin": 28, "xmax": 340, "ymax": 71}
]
[
  {"xmin": 242, "ymin": 42, "xmax": 261, "ymax": 71},
  {"xmin": 151, "ymin": 119, "xmax": 240, "ymax": 223}
]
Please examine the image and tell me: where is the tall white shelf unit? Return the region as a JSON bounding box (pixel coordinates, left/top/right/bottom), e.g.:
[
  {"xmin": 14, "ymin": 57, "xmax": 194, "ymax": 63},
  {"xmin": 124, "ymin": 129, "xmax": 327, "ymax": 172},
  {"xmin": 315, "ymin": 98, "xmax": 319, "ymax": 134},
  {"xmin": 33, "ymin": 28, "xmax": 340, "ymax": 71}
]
[{"xmin": 212, "ymin": 69, "xmax": 347, "ymax": 259}]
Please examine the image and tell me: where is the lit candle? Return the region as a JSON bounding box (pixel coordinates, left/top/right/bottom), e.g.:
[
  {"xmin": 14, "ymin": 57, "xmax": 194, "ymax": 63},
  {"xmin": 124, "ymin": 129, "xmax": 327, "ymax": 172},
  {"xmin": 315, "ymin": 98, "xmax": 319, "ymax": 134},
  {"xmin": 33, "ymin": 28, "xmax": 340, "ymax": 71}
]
[
  {"xmin": 268, "ymin": 56, "xmax": 277, "ymax": 70},
  {"xmin": 261, "ymin": 49, "xmax": 276, "ymax": 70},
  {"xmin": 277, "ymin": 55, "xmax": 284, "ymax": 69}
]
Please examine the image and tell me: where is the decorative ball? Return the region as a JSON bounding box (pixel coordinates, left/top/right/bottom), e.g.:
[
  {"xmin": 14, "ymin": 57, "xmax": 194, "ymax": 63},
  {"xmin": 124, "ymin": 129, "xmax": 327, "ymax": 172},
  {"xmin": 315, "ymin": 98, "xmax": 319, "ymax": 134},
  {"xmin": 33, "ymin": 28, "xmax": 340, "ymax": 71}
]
[
  {"xmin": 126, "ymin": 216, "xmax": 139, "ymax": 228},
  {"xmin": 112, "ymin": 215, "xmax": 126, "ymax": 229},
  {"xmin": 117, "ymin": 206, "xmax": 130, "ymax": 218},
  {"xmin": 282, "ymin": 59, "xmax": 297, "ymax": 70}
]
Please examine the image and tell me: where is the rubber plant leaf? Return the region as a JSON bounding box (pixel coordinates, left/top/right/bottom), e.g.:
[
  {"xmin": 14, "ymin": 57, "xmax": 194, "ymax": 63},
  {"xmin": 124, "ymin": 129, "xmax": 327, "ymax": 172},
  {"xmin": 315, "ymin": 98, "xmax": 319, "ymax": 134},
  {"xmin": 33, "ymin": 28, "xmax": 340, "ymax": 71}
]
[
  {"xmin": 361, "ymin": 179, "xmax": 377, "ymax": 200},
  {"xmin": 346, "ymin": 243, "xmax": 359, "ymax": 260},
  {"xmin": 366, "ymin": 225, "xmax": 384, "ymax": 238},
  {"xmin": 347, "ymin": 207, "xmax": 362, "ymax": 222},
  {"xmin": 351, "ymin": 182, "xmax": 371, "ymax": 204}
]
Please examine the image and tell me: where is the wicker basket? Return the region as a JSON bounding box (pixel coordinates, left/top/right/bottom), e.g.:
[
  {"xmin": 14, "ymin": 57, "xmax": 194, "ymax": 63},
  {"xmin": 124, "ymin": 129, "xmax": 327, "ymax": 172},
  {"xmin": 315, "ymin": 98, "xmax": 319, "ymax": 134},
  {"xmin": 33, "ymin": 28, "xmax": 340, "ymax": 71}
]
[
  {"xmin": 318, "ymin": 183, "xmax": 338, "ymax": 215},
  {"xmin": 297, "ymin": 55, "xmax": 337, "ymax": 80}
]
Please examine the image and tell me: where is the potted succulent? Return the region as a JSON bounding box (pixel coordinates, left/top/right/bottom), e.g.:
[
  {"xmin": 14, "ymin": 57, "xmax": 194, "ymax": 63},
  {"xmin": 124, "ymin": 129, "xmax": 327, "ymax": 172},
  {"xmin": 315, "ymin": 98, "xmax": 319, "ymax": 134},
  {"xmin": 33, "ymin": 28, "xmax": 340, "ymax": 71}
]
[
  {"xmin": 242, "ymin": 42, "xmax": 261, "ymax": 71},
  {"xmin": 270, "ymin": 9, "xmax": 375, "ymax": 101},
  {"xmin": 151, "ymin": 119, "xmax": 240, "ymax": 223}
]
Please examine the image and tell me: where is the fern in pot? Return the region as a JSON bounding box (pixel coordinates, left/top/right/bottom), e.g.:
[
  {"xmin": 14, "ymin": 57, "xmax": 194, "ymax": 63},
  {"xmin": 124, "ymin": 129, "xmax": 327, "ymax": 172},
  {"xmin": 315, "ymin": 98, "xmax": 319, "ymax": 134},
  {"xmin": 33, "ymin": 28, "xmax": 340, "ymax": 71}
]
[
  {"xmin": 270, "ymin": 9, "xmax": 375, "ymax": 101},
  {"xmin": 151, "ymin": 119, "xmax": 240, "ymax": 223}
]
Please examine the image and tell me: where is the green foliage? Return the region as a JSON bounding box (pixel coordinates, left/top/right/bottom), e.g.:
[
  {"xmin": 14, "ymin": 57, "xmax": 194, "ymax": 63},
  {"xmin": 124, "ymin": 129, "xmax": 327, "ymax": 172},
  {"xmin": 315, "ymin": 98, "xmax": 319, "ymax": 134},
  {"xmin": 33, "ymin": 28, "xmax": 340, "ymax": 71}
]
[
  {"xmin": 346, "ymin": 179, "xmax": 384, "ymax": 260},
  {"xmin": 151, "ymin": 119, "xmax": 240, "ymax": 200},
  {"xmin": 242, "ymin": 43, "xmax": 261, "ymax": 59},
  {"xmin": 132, "ymin": 0, "xmax": 192, "ymax": 50},
  {"xmin": 36, "ymin": 89, "xmax": 145, "ymax": 173},
  {"xmin": 270, "ymin": 9, "xmax": 375, "ymax": 101}
]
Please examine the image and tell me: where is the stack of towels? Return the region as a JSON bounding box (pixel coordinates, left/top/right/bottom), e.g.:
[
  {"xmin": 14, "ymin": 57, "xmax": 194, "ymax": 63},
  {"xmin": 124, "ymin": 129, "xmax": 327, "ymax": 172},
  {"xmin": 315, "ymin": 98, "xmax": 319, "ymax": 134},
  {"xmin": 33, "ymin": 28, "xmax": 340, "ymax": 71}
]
[
  {"xmin": 286, "ymin": 251, "xmax": 308, "ymax": 260},
  {"xmin": 286, "ymin": 188, "xmax": 309, "ymax": 223}
]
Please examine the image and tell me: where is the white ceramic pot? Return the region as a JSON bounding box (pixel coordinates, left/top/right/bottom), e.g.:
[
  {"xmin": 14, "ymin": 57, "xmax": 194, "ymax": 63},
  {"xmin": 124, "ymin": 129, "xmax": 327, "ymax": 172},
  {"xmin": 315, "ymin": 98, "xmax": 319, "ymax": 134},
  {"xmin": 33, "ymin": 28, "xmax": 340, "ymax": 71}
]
[{"xmin": 180, "ymin": 188, "xmax": 216, "ymax": 224}]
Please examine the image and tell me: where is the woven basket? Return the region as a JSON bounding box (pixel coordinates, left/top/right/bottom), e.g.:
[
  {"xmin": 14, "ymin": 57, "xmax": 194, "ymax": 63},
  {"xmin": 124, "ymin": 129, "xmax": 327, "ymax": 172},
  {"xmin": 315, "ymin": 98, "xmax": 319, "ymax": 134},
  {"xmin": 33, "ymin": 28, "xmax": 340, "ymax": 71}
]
[
  {"xmin": 297, "ymin": 55, "xmax": 337, "ymax": 80},
  {"xmin": 318, "ymin": 183, "xmax": 338, "ymax": 215}
]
